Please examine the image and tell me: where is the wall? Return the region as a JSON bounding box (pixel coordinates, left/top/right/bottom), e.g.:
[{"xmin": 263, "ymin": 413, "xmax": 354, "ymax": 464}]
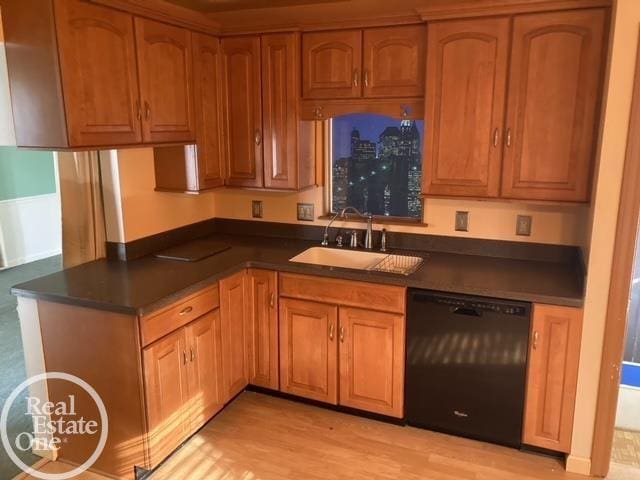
[
  {"xmin": 102, "ymin": 148, "xmax": 217, "ymax": 243},
  {"xmin": 567, "ymin": 0, "xmax": 640, "ymax": 474},
  {"xmin": 0, "ymin": 7, "xmax": 16, "ymax": 147},
  {"xmin": 0, "ymin": 147, "xmax": 56, "ymax": 201}
]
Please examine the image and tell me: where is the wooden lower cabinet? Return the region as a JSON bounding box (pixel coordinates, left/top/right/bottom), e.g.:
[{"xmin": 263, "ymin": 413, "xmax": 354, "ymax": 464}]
[
  {"xmin": 246, "ymin": 269, "xmax": 279, "ymax": 389},
  {"xmin": 220, "ymin": 270, "xmax": 250, "ymax": 400},
  {"xmin": 279, "ymin": 298, "xmax": 339, "ymax": 404},
  {"xmin": 523, "ymin": 304, "xmax": 583, "ymax": 453},
  {"xmin": 338, "ymin": 307, "xmax": 405, "ymax": 417}
]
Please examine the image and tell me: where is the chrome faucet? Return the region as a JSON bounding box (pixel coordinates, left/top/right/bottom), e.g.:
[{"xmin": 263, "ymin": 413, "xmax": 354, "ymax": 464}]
[{"xmin": 321, "ymin": 206, "xmax": 374, "ymax": 249}]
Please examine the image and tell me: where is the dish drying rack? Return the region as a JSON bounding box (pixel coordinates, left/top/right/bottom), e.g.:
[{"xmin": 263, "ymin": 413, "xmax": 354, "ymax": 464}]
[{"xmin": 368, "ymin": 253, "xmax": 424, "ymax": 276}]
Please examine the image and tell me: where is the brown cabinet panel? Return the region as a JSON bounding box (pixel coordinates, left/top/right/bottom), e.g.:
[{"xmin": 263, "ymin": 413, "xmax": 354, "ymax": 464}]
[
  {"xmin": 142, "ymin": 329, "xmax": 190, "ymax": 467},
  {"xmin": 338, "ymin": 307, "xmax": 405, "ymax": 417},
  {"xmin": 246, "ymin": 269, "xmax": 279, "ymax": 389},
  {"xmin": 220, "ymin": 270, "xmax": 249, "ymax": 400},
  {"xmin": 362, "ymin": 25, "xmax": 426, "ymax": 98},
  {"xmin": 423, "ymin": 17, "xmax": 510, "ymax": 198},
  {"xmin": 221, "ymin": 36, "xmax": 264, "ymax": 187},
  {"xmin": 279, "ymin": 298, "xmax": 338, "ymax": 404},
  {"xmin": 135, "ymin": 18, "xmax": 195, "ymax": 143},
  {"xmin": 185, "ymin": 310, "xmax": 225, "ymax": 431},
  {"xmin": 262, "ymin": 33, "xmax": 303, "ymax": 190},
  {"xmin": 302, "ymin": 30, "xmax": 362, "ymax": 99},
  {"xmin": 523, "ymin": 304, "xmax": 583, "ymax": 452},
  {"xmin": 502, "ymin": 9, "xmax": 606, "ymax": 202},
  {"xmin": 193, "ymin": 33, "xmax": 225, "ymax": 189},
  {"xmin": 55, "ymin": 0, "xmax": 142, "ymax": 147}
]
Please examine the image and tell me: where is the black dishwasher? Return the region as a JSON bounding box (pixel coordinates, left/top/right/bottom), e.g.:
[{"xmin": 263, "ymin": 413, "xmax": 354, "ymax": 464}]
[{"xmin": 406, "ymin": 289, "xmax": 531, "ymax": 448}]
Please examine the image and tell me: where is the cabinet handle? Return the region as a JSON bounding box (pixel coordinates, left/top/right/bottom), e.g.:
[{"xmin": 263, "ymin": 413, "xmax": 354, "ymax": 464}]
[
  {"xmin": 179, "ymin": 306, "xmax": 193, "ymax": 316},
  {"xmin": 363, "ymin": 69, "xmax": 369, "ymax": 87},
  {"xmin": 144, "ymin": 101, "xmax": 150, "ymax": 120},
  {"xmin": 506, "ymin": 128, "xmax": 512, "ymax": 148},
  {"xmin": 190, "ymin": 347, "xmax": 195, "ymax": 362},
  {"xmin": 255, "ymin": 129, "xmax": 262, "ymax": 146},
  {"xmin": 329, "ymin": 323, "xmax": 334, "ymax": 341},
  {"xmin": 493, "ymin": 128, "xmax": 499, "ymax": 148},
  {"xmin": 353, "ymin": 69, "xmax": 359, "ymax": 87},
  {"xmin": 269, "ymin": 293, "xmax": 275, "ymax": 308},
  {"xmin": 183, "ymin": 350, "xmax": 188, "ymax": 365},
  {"xmin": 339, "ymin": 326, "xmax": 345, "ymax": 343},
  {"xmin": 533, "ymin": 331, "xmax": 540, "ymax": 350},
  {"xmin": 135, "ymin": 100, "xmax": 142, "ymax": 121}
]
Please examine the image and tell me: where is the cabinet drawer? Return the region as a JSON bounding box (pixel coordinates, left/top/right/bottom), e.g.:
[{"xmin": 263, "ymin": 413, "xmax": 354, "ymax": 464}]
[
  {"xmin": 279, "ymin": 273, "xmax": 405, "ymax": 314},
  {"xmin": 141, "ymin": 285, "xmax": 220, "ymax": 347}
]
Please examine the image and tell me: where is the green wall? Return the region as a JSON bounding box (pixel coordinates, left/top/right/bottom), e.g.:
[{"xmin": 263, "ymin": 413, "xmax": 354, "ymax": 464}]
[{"xmin": 0, "ymin": 147, "xmax": 56, "ymax": 201}]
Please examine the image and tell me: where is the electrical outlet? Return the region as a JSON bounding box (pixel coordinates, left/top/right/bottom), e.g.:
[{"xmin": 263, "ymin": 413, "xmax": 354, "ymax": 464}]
[
  {"xmin": 252, "ymin": 200, "xmax": 263, "ymax": 219},
  {"xmin": 455, "ymin": 211, "xmax": 469, "ymax": 232},
  {"xmin": 297, "ymin": 203, "xmax": 314, "ymax": 221},
  {"xmin": 516, "ymin": 215, "xmax": 532, "ymax": 236}
]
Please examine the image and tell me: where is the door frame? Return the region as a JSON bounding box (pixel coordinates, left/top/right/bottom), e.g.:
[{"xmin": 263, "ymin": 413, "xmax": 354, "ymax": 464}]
[{"xmin": 590, "ymin": 33, "xmax": 640, "ymax": 477}]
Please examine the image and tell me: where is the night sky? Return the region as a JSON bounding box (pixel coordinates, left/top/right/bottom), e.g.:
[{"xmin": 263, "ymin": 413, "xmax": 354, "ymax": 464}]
[{"xmin": 332, "ymin": 114, "xmax": 425, "ymax": 159}]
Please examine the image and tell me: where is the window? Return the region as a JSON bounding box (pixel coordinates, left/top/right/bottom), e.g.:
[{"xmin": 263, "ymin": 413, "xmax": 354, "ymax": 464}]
[{"xmin": 330, "ymin": 114, "xmax": 424, "ymax": 220}]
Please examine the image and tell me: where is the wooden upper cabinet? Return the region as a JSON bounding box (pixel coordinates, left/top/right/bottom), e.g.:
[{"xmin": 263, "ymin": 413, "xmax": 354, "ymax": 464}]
[
  {"xmin": 55, "ymin": 0, "xmax": 142, "ymax": 147},
  {"xmin": 246, "ymin": 269, "xmax": 279, "ymax": 390},
  {"xmin": 423, "ymin": 17, "xmax": 510, "ymax": 198},
  {"xmin": 220, "ymin": 270, "xmax": 249, "ymax": 400},
  {"xmin": 185, "ymin": 310, "xmax": 225, "ymax": 431},
  {"xmin": 221, "ymin": 36, "xmax": 264, "ymax": 187},
  {"xmin": 262, "ymin": 33, "xmax": 309, "ymax": 190},
  {"xmin": 135, "ymin": 18, "xmax": 196, "ymax": 144},
  {"xmin": 501, "ymin": 9, "xmax": 606, "ymax": 202},
  {"xmin": 142, "ymin": 329, "xmax": 190, "ymax": 467},
  {"xmin": 302, "ymin": 30, "xmax": 362, "ymax": 99},
  {"xmin": 338, "ymin": 307, "xmax": 405, "ymax": 418},
  {"xmin": 362, "ymin": 25, "xmax": 426, "ymax": 98},
  {"xmin": 192, "ymin": 33, "xmax": 225, "ymax": 189},
  {"xmin": 523, "ymin": 304, "xmax": 583, "ymax": 453},
  {"xmin": 279, "ymin": 298, "xmax": 338, "ymax": 404}
]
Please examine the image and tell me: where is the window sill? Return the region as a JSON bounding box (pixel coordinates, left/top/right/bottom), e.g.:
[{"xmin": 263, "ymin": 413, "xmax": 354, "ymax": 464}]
[{"xmin": 317, "ymin": 214, "xmax": 429, "ymax": 228}]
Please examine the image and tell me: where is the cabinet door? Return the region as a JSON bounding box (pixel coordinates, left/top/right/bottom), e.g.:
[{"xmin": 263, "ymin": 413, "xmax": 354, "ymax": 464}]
[
  {"xmin": 142, "ymin": 329, "xmax": 189, "ymax": 467},
  {"xmin": 362, "ymin": 25, "xmax": 426, "ymax": 98},
  {"xmin": 338, "ymin": 307, "xmax": 405, "ymax": 417},
  {"xmin": 502, "ymin": 9, "xmax": 606, "ymax": 202},
  {"xmin": 262, "ymin": 33, "xmax": 302, "ymax": 190},
  {"xmin": 423, "ymin": 17, "xmax": 510, "ymax": 198},
  {"xmin": 220, "ymin": 271, "xmax": 249, "ymax": 401},
  {"xmin": 246, "ymin": 269, "xmax": 279, "ymax": 389},
  {"xmin": 279, "ymin": 298, "xmax": 338, "ymax": 404},
  {"xmin": 185, "ymin": 310, "xmax": 225, "ymax": 431},
  {"xmin": 135, "ymin": 18, "xmax": 195, "ymax": 143},
  {"xmin": 523, "ymin": 304, "xmax": 583, "ymax": 452},
  {"xmin": 193, "ymin": 33, "xmax": 224, "ymax": 189},
  {"xmin": 302, "ymin": 30, "xmax": 362, "ymax": 99},
  {"xmin": 221, "ymin": 36, "xmax": 263, "ymax": 187},
  {"xmin": 55, "ymin": 0, "xmax": 142, "ymax": 147}
]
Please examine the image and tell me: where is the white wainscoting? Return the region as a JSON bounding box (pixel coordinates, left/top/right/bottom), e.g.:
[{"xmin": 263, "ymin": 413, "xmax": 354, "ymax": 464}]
[
  {"xmin": 0, "ymin": 193, "xmax": 61, "ymax": 268},
  {"xmin": 616, "ymin": 385, "xmax": 640, "ymax": 432}
]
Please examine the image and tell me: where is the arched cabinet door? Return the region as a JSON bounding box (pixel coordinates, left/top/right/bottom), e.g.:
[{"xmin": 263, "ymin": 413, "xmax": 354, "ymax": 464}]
[
  {"xmin": 55, "ymin": 0, "xmax": 142, "ymax": 147},
  {"xmin": 422, "ymin": 17, "xmax": 510, "ymax": 198},
  {"xmin": 302, "ymin": 30, "xmax": 362, "ymax": 99},
  {"xmin": 501, "ymin": 9, "xmax": 606, "ymax": 202},
  {"xmin": 362, "ymin": 25, "xmax": 426, "ymax": 98}
]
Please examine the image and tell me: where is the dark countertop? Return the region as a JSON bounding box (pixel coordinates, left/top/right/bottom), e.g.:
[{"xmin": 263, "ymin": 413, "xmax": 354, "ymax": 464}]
[{"xmin": 10, "ymin": 233, "xmax": 584, "ymax": 315}]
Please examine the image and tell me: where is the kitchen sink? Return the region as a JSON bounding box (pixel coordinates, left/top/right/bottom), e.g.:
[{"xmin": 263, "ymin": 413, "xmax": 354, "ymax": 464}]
[{"xmin": 289, "ymin": 247, "xmax": 423, "ymax": 275}]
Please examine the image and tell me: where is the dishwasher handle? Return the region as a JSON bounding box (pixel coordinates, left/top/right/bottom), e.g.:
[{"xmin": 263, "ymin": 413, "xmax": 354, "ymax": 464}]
[{"xmin": 451, "ymin": 306, "xmax": 482, "ymax": 317}]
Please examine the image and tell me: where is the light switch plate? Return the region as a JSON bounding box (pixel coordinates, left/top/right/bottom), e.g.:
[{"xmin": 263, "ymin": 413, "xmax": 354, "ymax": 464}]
[
  {"xmin": 297, "ymin": 203, "xmax": 314, "ymax": 221},
  {"xmin": 252, "ymin": 200, "xmax": 263, "ymax": 219},
  {"xmin": 516, "ymin": 215, "xmax": 532, "ymax": 236},
  {"xmin": 455, "ymin": 211, "xmax": 469, "ymax": 232}
]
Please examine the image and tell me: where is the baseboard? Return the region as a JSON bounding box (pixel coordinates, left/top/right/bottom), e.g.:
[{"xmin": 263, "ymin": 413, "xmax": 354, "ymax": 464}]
[{"xmin": 566, "ymin": 454, "xmax": 592, "ymax": 475}]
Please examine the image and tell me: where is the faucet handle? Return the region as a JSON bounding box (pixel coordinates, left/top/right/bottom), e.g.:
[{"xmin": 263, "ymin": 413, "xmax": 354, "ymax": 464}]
[
  {"xmin": 380, "ymin": 228, "xmax": 387, "ymax": 252},
  {"xmin": 349, "ymin": 230, "xmax": 359, "ymax": 248},
  {"xmin": 336, "ymin": 233, "xmax": 344, "ymax": 248}
]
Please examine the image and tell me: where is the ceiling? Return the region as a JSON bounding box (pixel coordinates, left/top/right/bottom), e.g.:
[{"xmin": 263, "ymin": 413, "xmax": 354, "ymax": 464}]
[{"xmin": 165, "ymin": 0, "xmax": 347, "ymax": 13}]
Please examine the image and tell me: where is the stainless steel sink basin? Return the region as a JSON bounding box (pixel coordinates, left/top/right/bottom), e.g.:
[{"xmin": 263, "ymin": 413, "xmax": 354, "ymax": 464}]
[
  {"xmin": 289, "ymin": 247, "xmax": 388, "ymax": 270},
  {"xmin": 289, "ymin": 247, "xmax": 424, "ymax": 275}
]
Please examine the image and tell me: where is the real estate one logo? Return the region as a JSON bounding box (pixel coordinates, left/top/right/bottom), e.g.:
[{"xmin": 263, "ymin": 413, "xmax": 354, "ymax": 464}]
[{"xmin": 0, "ymin": 372, "xmax": 108, "ymax": 480}]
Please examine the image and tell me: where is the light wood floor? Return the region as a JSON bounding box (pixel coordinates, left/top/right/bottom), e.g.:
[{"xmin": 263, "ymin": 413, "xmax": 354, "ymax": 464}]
[
  {"xmin": 18, "ymin": 392, "xmax": 640, "ymax": 480},
  {"xmin": 612, "ymin": 429, "xmax": 640, "ymax": 468}
]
